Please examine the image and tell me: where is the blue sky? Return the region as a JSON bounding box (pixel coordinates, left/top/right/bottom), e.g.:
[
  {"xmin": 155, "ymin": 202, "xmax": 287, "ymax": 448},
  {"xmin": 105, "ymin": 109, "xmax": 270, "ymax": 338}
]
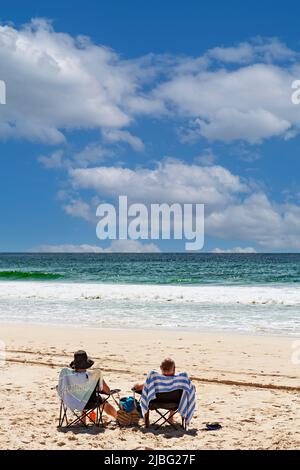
[{"xmin": 1, "ymin": 0, "xmax": 300, "ymax": 252}]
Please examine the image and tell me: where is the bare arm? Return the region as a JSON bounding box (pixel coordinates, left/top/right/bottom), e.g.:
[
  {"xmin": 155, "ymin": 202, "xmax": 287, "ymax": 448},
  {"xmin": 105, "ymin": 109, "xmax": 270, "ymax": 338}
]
[
  {"xmin": 102, "ymin": 379, "xmax": 111, "ymax": 394},
  {"xmin": 133, "ymin": 383, "xmax": 144, "ymax": 392}
]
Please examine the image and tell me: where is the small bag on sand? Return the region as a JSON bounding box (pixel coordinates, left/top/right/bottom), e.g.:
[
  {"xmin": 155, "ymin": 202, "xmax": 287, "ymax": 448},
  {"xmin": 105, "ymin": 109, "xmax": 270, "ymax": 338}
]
[{"xmin": 117, "ymin": 395, "xmax": 141, "ymax": 426}]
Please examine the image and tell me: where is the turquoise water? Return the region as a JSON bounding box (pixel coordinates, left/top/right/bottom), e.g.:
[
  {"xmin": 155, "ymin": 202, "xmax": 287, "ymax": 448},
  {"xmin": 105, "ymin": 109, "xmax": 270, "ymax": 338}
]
[
  {"xmin": 0, "ymin": 253, "xmax": 299, "ymax": 335},
  {"xmin": 0, "ymin": 253, "xmax": 299, "ymax": 285}
]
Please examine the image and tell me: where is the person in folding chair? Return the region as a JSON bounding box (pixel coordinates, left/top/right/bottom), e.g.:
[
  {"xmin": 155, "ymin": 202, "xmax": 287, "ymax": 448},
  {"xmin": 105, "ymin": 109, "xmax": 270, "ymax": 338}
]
[
  {"xmin": 57, "ymin": 350, "xmax": 120, "ymax": 428},
  {"xmin": 133, "ymin": 357, "xmax": 196, "ymax": 430}
]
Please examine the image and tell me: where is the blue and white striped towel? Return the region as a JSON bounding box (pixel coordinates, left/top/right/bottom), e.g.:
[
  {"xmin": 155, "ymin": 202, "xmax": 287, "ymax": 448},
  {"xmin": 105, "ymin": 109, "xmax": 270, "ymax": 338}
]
[{"xmin": 140, "ymin": 370, "xmax": 196, "ymax": 425}]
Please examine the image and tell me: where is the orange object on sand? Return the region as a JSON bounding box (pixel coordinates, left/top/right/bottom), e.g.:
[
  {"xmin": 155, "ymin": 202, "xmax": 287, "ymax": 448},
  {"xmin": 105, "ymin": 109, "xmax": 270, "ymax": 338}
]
[{"xmin": 89, "ymin": 411, "xmax": 96, "ymax": 421}]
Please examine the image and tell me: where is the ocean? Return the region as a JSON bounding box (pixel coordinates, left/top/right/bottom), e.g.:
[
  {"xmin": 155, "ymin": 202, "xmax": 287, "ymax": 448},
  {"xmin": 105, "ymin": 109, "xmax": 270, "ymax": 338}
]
[{"xmin": 0, "ymin": 253, "xmax": 299, "ymax": 335}]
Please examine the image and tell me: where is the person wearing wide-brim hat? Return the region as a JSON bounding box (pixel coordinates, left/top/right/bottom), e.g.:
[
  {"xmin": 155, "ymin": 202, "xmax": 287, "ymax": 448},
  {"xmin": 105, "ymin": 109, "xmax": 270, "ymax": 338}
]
[
  {"xmin": 69, "ymin": 350, "xmax": 94, "ymax": 370},
  {"xmin": 69, "ymin": 350, "xmax": 117, "ymax": 420}
]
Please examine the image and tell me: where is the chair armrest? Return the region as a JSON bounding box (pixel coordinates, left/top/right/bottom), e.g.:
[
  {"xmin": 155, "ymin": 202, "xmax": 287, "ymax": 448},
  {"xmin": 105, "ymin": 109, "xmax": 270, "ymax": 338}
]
[{"xmin": 99, "ymin": 388, "xmax": 121, "ymax": 396}]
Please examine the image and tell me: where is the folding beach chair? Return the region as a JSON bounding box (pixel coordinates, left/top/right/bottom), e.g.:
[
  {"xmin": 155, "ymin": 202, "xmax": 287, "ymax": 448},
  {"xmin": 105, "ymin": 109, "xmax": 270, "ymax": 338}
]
[
  {"xmin": 136, "ymin": 389, "xmax": 186, "ymax": 430},
  {"xmin": 58, "ymin": 380, "xmax": 120, "ymax": 428}
]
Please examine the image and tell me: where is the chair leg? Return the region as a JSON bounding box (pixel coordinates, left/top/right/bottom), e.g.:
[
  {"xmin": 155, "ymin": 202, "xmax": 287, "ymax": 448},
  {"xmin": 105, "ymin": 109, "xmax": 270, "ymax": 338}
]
[
  {"xmin": 98, "ymin": 396, "xmax": 110, "ymax": 427},
  {"xmin": 58, "ymin": 401, "xmax": 68, "ymax": 427},
  {"xmin": 153, "ymin": 410, "xmax": 179, "ymax": 430},
  {"xmin": 67, "ymin": 410, "xmax": 89, "ymax": 428},
  {"xmin": 96, "ymin": 405, "xmax": 99, "ymax": 427},
  {"xmin": 146, "ymin": 409, "xmax": 180, "ymax": 430},
  {"xmin": 58, "ymin": 401, "xmax": 63, "ymax": 427},
  {"xmin": 145, "ymin": 411, "xmax": 150, "ymax": 427},
  {"xmin": 58, "ymin": 401, "xmax": 105, "ymax": 429},
  {"xmin": 98, "ymin": 405, "xmax": 104, "ymax": 427},
  {"xmin": 152, "ymin": 410, "xmax": 169, "ymax": 428}
]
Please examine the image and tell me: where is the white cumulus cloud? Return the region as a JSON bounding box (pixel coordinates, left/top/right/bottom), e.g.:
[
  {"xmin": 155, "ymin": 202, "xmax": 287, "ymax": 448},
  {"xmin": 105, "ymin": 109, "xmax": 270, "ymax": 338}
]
[
  {"xmin": 68, "ymin": 159, "xmax": 300, "ymax": 250},
  {"xmin": 29, "ymin": 240, "xmax": 160, "ymax": 253},
  {"xmin": 1, "ymin": 21, "xmax": 300, "ymax": 145},
  {"xmin": 0, "ymin": 19, "xmax": 152, "ymax": 144},
  {"xmin": 211, "ymin": 247, "xmax": 257, "ymax": 253},
  {"xmin": 70, "ymin": 158, "xmax": 248, "ymax": 209}
]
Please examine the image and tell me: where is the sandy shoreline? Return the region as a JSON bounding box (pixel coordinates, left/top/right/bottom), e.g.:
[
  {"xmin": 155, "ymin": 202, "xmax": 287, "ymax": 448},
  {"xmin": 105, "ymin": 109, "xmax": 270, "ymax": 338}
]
[{"xmin": 1, "ymin": 323, "xmax": 300, "ymax": 449}]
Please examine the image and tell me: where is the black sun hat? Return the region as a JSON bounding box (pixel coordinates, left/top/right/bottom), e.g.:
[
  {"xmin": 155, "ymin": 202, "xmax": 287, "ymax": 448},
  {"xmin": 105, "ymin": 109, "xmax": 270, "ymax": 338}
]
[{"xmin": 69, "ymin": 350, "xmax": 94, "ymax": 369}]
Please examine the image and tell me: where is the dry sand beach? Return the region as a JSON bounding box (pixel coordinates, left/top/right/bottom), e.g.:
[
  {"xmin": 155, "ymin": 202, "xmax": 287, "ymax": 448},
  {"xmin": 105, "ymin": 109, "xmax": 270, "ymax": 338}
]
[{"xmin": 1, "ymin": 324, "xmax": 300, "ymax": 450}]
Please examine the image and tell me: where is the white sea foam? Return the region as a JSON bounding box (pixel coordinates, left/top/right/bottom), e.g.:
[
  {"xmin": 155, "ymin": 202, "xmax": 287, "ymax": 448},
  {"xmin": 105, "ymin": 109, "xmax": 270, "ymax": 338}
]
[
  {"xmin": 0, "ymin": 281, "xmax": 299, "ymax": 306},
  {"xmin": 0, "ymin": 281, "xmax": 299, "ymax": 335}
]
